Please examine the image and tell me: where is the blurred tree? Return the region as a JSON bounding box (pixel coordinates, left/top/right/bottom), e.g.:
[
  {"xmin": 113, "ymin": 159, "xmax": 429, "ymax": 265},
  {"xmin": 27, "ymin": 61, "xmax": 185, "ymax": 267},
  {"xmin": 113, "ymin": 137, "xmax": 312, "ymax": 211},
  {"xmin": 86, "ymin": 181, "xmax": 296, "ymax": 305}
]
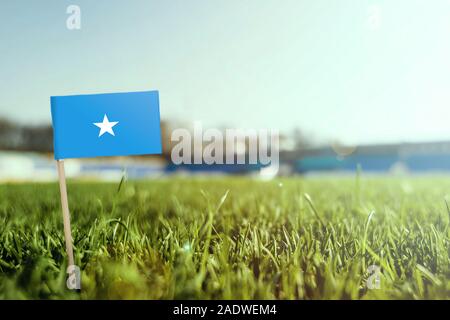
[
  {"xmin": 0, "ymin": 118, "xmax": 53, "ymax": 152},
  {"xmin": 292, "ymin": 127, "xmax": 313, "ymax": 150},
  {"xmin": 0, "ymin": 118, "xmax": 22, "ymax": 149},
  {"xmin": 20, "ymin": 125, "xmax": 53, "ymax": 152}
]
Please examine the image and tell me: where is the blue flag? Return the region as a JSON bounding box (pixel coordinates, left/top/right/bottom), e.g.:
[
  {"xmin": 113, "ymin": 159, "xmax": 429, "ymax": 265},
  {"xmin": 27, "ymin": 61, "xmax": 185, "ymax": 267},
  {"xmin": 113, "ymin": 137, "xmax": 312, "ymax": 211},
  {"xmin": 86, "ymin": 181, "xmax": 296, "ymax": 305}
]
[{"xmin": 51, "ymin": 91, "xmax": 162, "ymax": 159}]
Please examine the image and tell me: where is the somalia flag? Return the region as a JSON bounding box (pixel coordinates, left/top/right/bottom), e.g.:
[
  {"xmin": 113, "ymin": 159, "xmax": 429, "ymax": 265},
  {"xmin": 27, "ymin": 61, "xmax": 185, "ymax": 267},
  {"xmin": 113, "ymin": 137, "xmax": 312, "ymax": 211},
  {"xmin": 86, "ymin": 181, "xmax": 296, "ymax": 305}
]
[{"xmin": 50, "ymin": 91, "xmax": 162, "ymax": 159}]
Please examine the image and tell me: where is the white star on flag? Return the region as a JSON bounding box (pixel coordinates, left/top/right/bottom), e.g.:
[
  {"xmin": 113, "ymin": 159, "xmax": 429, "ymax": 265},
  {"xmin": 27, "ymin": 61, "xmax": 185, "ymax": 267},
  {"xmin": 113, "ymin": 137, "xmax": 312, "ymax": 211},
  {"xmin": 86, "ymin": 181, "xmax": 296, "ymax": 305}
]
[{"xmin": 93, "ymin": 114, "xmax": 119, "ymax": 137}]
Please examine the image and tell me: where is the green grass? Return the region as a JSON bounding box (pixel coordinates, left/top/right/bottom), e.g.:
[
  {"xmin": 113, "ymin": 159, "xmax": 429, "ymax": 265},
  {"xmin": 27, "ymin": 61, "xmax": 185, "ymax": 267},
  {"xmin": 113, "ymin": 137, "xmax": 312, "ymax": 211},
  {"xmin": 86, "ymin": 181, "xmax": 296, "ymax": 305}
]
[{"xmin": 0, "ymin": 177, "xmax": 449, "ymax": 299}]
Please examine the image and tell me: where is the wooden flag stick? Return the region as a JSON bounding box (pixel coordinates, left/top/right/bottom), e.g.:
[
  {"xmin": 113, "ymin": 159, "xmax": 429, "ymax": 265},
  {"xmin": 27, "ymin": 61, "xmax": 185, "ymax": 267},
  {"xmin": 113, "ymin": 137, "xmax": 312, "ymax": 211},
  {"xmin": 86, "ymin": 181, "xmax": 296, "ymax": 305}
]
[{"xmin": 56, "ymin": 160, "xmax": 75, "ymax": 266}]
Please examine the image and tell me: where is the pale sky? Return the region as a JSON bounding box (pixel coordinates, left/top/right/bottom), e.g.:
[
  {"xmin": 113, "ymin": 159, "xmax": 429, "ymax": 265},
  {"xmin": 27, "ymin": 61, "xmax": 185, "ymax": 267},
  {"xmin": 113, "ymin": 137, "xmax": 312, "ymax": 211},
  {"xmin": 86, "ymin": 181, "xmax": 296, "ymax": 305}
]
[{"xmin": 1, "ymin": 0, "xmax": 450, "ymax": 144}]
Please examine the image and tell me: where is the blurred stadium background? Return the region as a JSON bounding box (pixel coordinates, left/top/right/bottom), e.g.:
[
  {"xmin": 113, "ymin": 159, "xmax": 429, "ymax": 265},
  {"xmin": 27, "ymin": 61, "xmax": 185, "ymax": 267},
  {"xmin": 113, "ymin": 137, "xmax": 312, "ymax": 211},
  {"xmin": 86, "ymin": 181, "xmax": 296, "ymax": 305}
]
[
  {"xmin": 2, "ymin": 117, "xmax": 450, "ymax": 181},
  {"xmin": 3, "ymin": 1, "xmax": 450, "ymax": 181}
]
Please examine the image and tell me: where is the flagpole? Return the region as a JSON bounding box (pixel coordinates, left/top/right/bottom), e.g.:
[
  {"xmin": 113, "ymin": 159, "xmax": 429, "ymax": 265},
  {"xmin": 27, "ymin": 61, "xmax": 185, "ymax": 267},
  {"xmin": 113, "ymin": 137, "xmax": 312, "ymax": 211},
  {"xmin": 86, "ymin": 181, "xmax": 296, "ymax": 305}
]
[{"xmin": 56, "ymin": 159, "xmax": 75, "ymax": 266}]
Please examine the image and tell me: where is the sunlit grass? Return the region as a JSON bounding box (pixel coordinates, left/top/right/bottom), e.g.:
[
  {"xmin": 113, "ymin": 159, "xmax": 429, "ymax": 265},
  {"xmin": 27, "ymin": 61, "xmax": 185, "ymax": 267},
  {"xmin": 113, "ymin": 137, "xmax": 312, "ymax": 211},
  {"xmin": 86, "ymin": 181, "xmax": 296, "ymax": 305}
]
[{"xmin": 0, "ymin": 176, "xmax": 449, "ymax": 299}]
